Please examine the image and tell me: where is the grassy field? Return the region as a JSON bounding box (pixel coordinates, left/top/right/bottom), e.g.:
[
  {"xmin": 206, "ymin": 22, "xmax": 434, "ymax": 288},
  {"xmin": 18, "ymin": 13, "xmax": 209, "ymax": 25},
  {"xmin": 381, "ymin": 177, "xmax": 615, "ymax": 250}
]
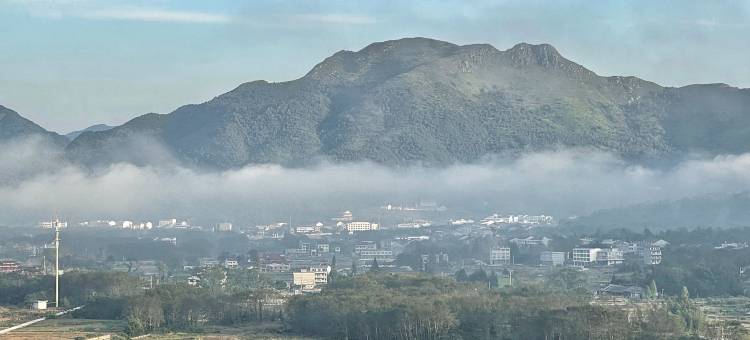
[
  {"xmin": 2, "ymin": 318, "xmax": 126, "ymax": 340},
  {"xmin": 695, "ymin": 297, "xmax": 750, "ymax": 328},
  {"xmin": 0, "ymin": 306, "xmax": 45, "ymax": 328},
  {"xmin": 2, "ymin": 318, "xmax": 315, "ymax": 340}
]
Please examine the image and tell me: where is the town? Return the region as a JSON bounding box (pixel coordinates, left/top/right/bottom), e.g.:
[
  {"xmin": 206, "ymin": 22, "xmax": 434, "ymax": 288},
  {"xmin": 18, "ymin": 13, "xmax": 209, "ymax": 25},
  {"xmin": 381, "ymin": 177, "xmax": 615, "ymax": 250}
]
[
  {"xmin": 3, "ymin": 204, "xmax": 750, "ymax": 339},
  {"xmin": 0, "ymin": 202, "xmax": 669, "ymax": 306}
]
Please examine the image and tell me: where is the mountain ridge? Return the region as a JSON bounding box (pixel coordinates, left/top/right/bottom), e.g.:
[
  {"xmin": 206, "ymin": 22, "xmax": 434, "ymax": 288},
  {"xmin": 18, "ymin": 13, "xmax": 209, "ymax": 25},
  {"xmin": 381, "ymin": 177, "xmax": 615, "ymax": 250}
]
[
  {"xmin": 0, "ymin": 105, "xmax": 68, "ymax": 146},
  {"xmin": 2, "ymin": 37, "xmax": 749, "ymax": 169}
]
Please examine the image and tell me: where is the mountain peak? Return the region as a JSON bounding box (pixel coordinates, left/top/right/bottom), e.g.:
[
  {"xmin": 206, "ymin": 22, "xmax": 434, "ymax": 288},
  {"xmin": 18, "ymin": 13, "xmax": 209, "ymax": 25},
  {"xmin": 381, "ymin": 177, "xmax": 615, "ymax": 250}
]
[
  {"xmin": 305, "ymin": 37, "xmax": 460, "ymax": 85},
  {"xmin": 506, "ymin": 42, "xmax": 564, "ymax": 66},
  {"xmin": 504, "ymin": 42, "xmax": 594, "ymax": 79}
]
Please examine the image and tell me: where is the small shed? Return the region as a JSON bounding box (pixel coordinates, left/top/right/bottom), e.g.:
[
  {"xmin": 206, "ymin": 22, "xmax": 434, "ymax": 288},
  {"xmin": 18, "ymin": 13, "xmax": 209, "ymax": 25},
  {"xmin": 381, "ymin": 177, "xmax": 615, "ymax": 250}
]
[{"xmin": 31, "ymin": 300, "xmax": 48, "ymax": 310}]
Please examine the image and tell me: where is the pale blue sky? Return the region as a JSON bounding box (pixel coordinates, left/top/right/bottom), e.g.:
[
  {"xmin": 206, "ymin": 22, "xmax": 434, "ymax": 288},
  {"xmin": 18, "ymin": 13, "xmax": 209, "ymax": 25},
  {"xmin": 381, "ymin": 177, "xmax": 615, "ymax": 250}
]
[{"xmin": 1, "ymin": 0, "xmax": 748, "ymax": 132}]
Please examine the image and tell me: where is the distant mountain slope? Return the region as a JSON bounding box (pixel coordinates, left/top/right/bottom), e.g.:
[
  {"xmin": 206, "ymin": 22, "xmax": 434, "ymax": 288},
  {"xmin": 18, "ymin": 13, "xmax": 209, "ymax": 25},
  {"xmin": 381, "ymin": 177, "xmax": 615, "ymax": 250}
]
[
  {"xmin": 0, "ymin": 105, "xmax": 68, "ymax": 146},
  {"xmin": 55, "ymin": 37, "xmax": 750, "ymax": 168},
  {"xmin": 65, "ymin": 124, "xmax": 113, "ymax": 140},
  {"xmin": 566, "ymin": 192, "xmax": 750, "ymax": 231}
]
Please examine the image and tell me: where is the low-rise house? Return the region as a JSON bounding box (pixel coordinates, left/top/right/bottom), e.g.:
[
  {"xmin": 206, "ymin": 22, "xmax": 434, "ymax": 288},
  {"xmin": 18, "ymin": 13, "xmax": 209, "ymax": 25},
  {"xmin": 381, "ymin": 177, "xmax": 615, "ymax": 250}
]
[
  {"xmin": 0, "ymin": 260, "xmax": 21, "ymax": 273},
  {"xmin": 263, "ymin": 263, "xmax": 291, "ymax": 272},
  {"xmin": 598, "ymin": 284, "xmax": 645, "ymax": 300},
  {"xmin": 510, "ymin": 236, "xmax": 551, "ymax": 247},
  {"xmin": 187, "ymin": 276, "xmax": 201, "ymax": 286},
  {"xmin": 199, "ymin": 258, "xmax": 221, "ymax": 268},
  {"xmin": 223, "ymin": 259, "xmax": 239, "ymax": 269}
]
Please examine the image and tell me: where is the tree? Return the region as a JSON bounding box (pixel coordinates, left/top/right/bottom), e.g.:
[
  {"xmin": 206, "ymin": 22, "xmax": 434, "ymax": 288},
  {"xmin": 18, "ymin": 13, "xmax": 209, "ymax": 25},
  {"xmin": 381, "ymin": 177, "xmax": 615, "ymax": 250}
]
[
  {"xmin": 455, "ymin": 269, "xmax": 469, "ymax": 282},
  {"xmin": 370, "ymin": 258, "xmax": 380, "ymax": 272},
  {"xmin": 648, "ymin": 280, "xmax": 658, "ymax": 299},
  {"xmin": 202, "ymin": 267, "xmax": 226, "ymax": 295},
  {"xmin": 488, "ymin": 271, "xmax": 500, "ymax": 288},
  {"xmin": 468, "ymin": 269, "xmax": 488, "ymax": 283},
  {"xmin": 680, "ymin": 286, "xmax": 690, "ymax": 305}
]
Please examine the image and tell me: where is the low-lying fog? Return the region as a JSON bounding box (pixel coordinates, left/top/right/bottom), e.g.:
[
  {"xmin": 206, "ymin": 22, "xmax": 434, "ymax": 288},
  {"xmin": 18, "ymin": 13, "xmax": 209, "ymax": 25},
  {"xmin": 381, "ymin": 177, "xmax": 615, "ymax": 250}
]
[{"xmin": 2, "ymin": 136, "xmax": 750, "ymax": 226}]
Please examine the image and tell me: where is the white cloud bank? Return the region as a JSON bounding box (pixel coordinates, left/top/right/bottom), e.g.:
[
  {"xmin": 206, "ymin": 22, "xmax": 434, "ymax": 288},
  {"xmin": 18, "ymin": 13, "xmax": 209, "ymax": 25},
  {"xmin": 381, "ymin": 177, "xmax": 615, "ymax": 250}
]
[{"xmin": 3, "ymin": 137, "xmax": 750, "ymax": 227}]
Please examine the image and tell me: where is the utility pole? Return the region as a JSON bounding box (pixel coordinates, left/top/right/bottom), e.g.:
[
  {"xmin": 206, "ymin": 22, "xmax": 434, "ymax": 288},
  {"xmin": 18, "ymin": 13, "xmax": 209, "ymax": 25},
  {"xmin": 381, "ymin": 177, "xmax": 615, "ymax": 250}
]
[{"xmin": 54, "ymin": 219, "xmax": 61, "ymax": 308}]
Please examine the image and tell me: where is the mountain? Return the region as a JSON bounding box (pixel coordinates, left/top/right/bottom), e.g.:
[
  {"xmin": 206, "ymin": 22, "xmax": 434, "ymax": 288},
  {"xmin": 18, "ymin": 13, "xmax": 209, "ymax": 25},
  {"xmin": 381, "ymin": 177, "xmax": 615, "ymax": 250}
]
[
  {"xmin": 0, "ymin": 105, "xmax": 68, "ymax": 146},
  {"xmin": 565, "ymin": 192, "xmax": 750, "ymax": 231},
  {"xmin": 65, "ymin": 124, "xmax": 113, "ymax": 140},
  {"xmin": 63, "ymin": 37, "xmax": 750, "ymax": 168}
]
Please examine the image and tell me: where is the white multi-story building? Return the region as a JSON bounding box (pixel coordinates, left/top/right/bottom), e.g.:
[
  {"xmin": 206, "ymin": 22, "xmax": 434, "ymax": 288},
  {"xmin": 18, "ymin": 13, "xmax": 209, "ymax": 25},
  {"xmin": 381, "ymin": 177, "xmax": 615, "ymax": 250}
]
[
  {"xmin": 294, "ymin": 265, "xmax": 331, "ymax": 286},
  {"xmin": 39, "ymin": 220, "xmax": 68, "ymax": 229},
  {"xmin": 490, "ymin": 247, "xmax": 511, "ymax": 265},
  {"xmin": 354, "ymin": 241, "xmax": 378, "ymax": 253},
  {"xmin": 572, "ymin": 248, "xmax": 602, "ymax": 267},
  {"xmin": 295, "ymin": 225, "xmax": 321, "ymax": 234},
  {"xmin": 540, "ymin": 251, "xmax": 566, "ymax": 266},
  {"xmin": 346, "ymin": 222, "xmax": 379, "ymax": 232},
  {"xmin": 643, "ymin": 246, "xmax": 662, "ymax": 265},
  {"xmin": 359, "ymin": 250, "xmax": 393, "ymax": 259},
  {"xmin": 308, "ymin": 265, "xmax": 331, "ymax": 284},
  {"xmin": 597, "ymin": 248, "xmax": 624, "ymax": 266},
  {"xmin": 572, "ymin": 247, "xmax": 625, "ymax": 267},
  {"xmin": 293, "ymin": 272, "xmax": 316, "ymax": 287},
  {"xmin": 158, "ymin": 219, "xmax": 177, "ymax": 228}
]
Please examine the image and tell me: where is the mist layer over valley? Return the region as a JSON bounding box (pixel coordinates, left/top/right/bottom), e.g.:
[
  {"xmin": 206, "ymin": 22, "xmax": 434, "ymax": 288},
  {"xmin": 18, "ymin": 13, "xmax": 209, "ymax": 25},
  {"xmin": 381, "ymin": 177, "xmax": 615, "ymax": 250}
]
[{"xmin": 2, "ymin": 135, "xmax": 750, "ymax": 229}]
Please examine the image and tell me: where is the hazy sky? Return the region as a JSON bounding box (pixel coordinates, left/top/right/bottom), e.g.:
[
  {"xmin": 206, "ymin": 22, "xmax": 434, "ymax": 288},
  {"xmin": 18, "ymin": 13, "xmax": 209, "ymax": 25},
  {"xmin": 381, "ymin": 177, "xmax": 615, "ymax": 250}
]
[{"xmin": 1, "ymin": 0, "xmax": 748, "ymax": 133}]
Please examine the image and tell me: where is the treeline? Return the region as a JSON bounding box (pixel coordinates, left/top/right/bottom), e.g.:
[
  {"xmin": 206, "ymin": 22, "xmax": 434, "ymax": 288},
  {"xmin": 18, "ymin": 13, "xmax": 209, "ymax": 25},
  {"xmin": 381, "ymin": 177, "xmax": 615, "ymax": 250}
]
[
  {"xmin": 78, "ymin": 284, "xmax": 282, "ymax": 335},
  {"xmin": 0, "ymin": 268, "xmax": 280, "ymax": 336},
  {"xmin": 285, "ymin": 273, "xmax": 731, "ymax": 340},
  {"xmin": 0, "ymin": 271, "xmax": 142, "ymax": 307},
  {"xmin": 75, "ymin": 267, "xmax": 279, "ymax": 335}
]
